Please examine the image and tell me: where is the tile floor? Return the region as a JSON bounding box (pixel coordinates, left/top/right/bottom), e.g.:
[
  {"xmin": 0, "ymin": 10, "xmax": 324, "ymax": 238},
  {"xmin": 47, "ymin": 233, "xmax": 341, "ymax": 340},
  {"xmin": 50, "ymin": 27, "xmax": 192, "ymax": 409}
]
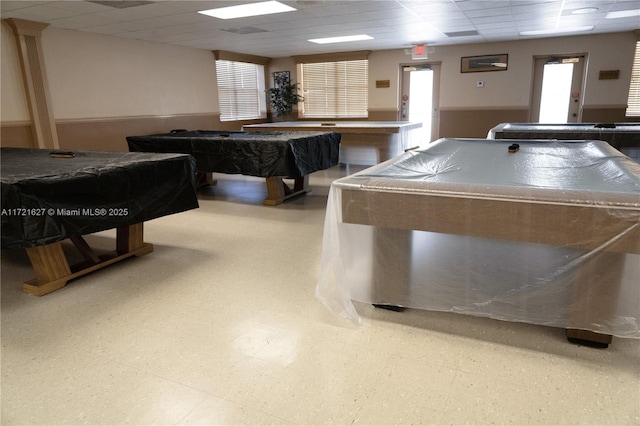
[{"xmin": 2, "ymin": 165, "xmax": 639, "ymax": 425}]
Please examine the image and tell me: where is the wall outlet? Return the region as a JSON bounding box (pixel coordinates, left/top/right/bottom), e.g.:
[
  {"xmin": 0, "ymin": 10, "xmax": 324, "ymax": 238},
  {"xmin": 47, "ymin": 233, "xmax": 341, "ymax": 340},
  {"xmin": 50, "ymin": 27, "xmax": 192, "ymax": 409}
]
[{"xmin": 476, "ymin": 81, "xmax": 484, "ymax": 88}]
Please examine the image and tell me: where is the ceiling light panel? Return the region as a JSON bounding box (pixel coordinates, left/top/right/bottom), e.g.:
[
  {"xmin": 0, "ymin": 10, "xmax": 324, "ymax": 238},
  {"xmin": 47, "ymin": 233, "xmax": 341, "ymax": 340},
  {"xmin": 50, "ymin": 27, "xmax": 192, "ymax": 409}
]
[
  {"xmin": 198, "ymin": 1, "xmax": 296, "ymax": 19},
  {"xmin": 308, "ymin": 34, "xmax": 373, "ymax": 44},
  {"xmin": 569, "ymin": 7, "xmax": 600, "ymax": 15},
  {"xmin": 520, "ymin": 26, "xmax": 594, "ymax": 36},
  {"xmin": 605, "ymin": 9, "xmax": 640, "ymax": 19}
]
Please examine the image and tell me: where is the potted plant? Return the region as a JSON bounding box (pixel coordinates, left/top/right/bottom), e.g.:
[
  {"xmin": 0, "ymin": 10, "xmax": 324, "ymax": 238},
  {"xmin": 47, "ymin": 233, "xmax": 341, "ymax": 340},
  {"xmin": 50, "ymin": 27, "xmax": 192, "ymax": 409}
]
[{"xmin": 268, "ymin": 71, "xmax": 303, "ymax": 120}]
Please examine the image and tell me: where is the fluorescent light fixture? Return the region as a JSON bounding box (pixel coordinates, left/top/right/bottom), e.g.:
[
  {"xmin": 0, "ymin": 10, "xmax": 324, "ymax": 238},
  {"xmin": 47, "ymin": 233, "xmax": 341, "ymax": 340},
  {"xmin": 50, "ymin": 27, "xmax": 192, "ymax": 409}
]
[
  {"xmin": 519, "ymin": 26, "xmax": 593, "ymax": 36},
  {"xmin": 198, "ymin": 1, "xmax": 296, "ymax": 19},
  {"xmin": 308, "ymin": 34, "xmax": 373, "ymax": 44},
  {"xmin": 571, "ymin": 7, "xmax": 599, "ymax": 14},
  {"xmin": 605, "ymin": 9, "xmax": 640, "ymax": 19}
]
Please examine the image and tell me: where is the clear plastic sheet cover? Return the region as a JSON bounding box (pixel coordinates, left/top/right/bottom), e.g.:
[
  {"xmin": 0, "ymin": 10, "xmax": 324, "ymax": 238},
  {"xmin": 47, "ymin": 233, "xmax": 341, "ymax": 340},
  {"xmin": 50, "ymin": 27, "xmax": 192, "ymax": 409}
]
[
  {"xmin": 127, "ymin": 130, "xmax": 340, "ymax": 178},
  {"xmin": 316, "ymin": 138, "xmax": 640, "ymax": 338},
  {"xmin": 1, "ymin": 148, "xmax": 199, "ymax": 249},
  {"xmin": 487, "ymin": 122, "xmax": 640, "ymax": 151}
]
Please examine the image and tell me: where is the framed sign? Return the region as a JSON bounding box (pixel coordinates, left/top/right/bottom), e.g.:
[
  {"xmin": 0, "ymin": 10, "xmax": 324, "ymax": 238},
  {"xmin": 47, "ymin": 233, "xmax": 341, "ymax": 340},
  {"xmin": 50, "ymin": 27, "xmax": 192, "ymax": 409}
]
[{"xmin": 461, "ymin": 54, "xmax": 508, "ymax": 73}]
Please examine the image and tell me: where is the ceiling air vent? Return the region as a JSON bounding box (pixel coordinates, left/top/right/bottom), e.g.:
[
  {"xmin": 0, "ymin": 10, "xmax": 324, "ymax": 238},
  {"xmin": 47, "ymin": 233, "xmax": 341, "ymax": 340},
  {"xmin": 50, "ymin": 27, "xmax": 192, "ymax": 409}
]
[
  {"xmin": 88, "ymin": 1, "xmax": 154, "ymax": 9},
  {"xmin": 445, "ymin": 30, "xmax": 480, "ymax": 37},
  {"xmin": 221, "ymin": 27, "xmax": 269, "ymax": 35}
]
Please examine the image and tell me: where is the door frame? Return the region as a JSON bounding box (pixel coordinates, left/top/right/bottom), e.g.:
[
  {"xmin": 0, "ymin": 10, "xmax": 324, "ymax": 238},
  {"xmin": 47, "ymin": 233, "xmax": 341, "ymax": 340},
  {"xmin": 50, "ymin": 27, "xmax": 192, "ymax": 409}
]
[
  {"xmin": 529, "ymin": 53, "xmax": 587, "ymax": 123},
  {"xmin": 399, "ymin": 62, "xmax": 441, "ymax": 142}
]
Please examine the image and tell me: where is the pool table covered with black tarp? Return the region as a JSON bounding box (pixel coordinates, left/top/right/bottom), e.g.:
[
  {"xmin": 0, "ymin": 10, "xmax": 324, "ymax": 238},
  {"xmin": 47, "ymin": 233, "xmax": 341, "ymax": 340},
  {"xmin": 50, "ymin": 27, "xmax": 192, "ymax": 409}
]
[
  {"xmin": 126, "ymin": 130, "xmax": 341, "ymax": 205},
  {"xmin": 1, "ymin": 147, "xmax": 199, "ymax": 295}
]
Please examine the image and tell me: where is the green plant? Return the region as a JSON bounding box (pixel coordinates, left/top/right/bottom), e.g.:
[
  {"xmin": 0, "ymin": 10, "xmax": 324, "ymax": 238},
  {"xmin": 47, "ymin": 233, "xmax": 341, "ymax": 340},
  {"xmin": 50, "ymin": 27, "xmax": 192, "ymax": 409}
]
[{"xmin": 268, "ymin": 72, "xmax": 303, "ymax": 118}]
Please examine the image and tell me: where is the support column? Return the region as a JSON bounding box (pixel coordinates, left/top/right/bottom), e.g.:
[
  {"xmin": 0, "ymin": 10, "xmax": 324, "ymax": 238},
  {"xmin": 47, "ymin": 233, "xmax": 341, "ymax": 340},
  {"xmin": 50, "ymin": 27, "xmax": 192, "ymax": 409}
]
[{"xmin": 5, "ymin": 18, "xmax": 59, "ymax": 149}]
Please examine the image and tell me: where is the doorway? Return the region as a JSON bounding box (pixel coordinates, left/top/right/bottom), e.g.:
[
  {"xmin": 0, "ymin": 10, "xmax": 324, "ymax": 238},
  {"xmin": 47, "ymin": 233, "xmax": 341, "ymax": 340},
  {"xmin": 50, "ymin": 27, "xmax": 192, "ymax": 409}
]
[
  {"xmin": 530, "ymin": 55, "xmax": 586, "ymax": 123},
  {"xmin": 400, "ymin": 63, "xmax": 440, "ymax": 143}
]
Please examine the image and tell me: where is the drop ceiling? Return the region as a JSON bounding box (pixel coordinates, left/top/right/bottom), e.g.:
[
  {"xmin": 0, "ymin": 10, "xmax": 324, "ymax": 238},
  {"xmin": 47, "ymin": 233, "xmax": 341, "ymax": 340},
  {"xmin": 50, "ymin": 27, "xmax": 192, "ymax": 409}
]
[{"xmin": 2, "ymin": 0, "xmax": 639, "ymax": 57}]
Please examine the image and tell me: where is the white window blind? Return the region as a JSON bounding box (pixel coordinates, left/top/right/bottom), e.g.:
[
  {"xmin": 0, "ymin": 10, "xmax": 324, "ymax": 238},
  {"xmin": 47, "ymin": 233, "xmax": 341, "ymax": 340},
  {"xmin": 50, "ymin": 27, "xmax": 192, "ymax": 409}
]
[
  {"xmin": 300, "ymin": 59, "xmax": 368, "ymax": 118},
  {"xmin": 215, "ymin": 60, "xmax": 266, "ymax": 121},
  {"xmin": 627, "ymin": 40, "xmax": 640, "ymax": 117}
]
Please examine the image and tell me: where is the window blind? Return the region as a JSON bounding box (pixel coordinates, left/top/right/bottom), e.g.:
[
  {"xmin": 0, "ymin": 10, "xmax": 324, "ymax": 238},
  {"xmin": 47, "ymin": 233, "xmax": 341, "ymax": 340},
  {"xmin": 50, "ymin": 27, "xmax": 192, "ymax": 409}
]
[
  {"xmin": 627, "ymin": 40, "xmax": 640, "ymax": 117},
  {"xmin": 300, "ymin": 59, "xmax": 368, "ymax": 118},
  {"xmin": 215, "ymin": 60, "xmax": 266, "ymax": 121}
]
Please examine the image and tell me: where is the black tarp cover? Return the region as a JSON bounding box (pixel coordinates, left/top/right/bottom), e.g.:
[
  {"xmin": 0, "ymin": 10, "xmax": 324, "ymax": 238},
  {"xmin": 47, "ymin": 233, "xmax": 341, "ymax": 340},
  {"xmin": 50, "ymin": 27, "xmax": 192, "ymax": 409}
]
[
  {"xmin": 126, "ymin": 130, "xmax": 341, "ymax": 178},
  {"xmin": 1, "ymin": 148, "xmax": 199, "ymax": 249}
]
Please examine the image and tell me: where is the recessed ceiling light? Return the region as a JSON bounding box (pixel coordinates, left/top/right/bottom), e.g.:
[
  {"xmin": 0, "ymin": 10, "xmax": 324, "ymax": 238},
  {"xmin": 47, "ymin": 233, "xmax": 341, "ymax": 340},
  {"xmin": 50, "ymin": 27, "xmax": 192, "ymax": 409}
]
[
  {"xmin": 571, "ymin": 7, "xmax": 599, "ymax": 14},
  {"xmin": 520, "ymin": 26, "xmax": 594, "ymax": 36},
  {"xmin": 308, "ymin": 34, "xmax": 373, "ymax": 44},
  {"xmin": 605, "ymin": 9, "xmax": 640, "ymax": 19},
  {"xmin": 198, "ymin": 1, "xmax": 296, "ymax": 19}
]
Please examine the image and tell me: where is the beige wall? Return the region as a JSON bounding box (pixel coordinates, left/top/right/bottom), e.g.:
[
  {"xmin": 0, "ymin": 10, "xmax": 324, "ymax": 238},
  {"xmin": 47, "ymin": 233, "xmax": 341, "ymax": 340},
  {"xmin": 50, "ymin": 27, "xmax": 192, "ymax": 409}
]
[
  {"xmin": 1, "ymin": 23, "xmax": 227, "ymax": 150},
  {"xmin": 367, "ymin": 32, "xmax": 635, "ymax": 111},
  {"xmin": 1, "ymin": 21, "xmax": 637, "ymax": 149},
  {"xmin": 1, "ymin": 21, "xmax": 30, "ymax": 123},
  {"xmin": 364, "ymin": 32, "xmax": 637, "ymax": 137},
  {"xmin": 41, "ymin": 27, "xmax": 220, "ymax": 119}
]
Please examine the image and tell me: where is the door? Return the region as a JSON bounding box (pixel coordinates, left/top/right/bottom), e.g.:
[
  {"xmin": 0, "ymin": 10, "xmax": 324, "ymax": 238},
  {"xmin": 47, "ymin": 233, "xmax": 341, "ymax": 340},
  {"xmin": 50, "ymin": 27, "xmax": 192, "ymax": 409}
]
[
  {"xmin": 400, "ymin": 63, "xmax": 440, "ymax": 142},
  {"xmin": 530, "ymin": 55, "xmax": 586, "ymax": 123}
]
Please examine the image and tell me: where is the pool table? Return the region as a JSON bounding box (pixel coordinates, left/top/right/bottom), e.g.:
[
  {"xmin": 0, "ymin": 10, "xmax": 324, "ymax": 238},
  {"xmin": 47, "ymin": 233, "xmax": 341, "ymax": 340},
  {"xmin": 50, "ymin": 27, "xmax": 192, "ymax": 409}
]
[
  {"xmin": 243, "ymin": 121, "xmax": 422, "ymax": 165},
  {"xmin": 1, "ymin": 148, "xmax": 199, "ymax": 295},
  {"xmin": 127, "ymin": 130, "xmax": 340, "ymax": 205},
  {"xmin": 488, "ymin": 122, "xmax": 640, "ymax": 161},
  {"xmin": 316, "ymin": 138, "xmax": 640, "ymax": 346}
]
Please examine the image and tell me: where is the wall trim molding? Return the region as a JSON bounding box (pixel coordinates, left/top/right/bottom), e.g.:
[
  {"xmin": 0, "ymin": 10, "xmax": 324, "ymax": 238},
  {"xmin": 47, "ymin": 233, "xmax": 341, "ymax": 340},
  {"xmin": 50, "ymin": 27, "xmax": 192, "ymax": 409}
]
[
  {"xmin": 439, "ymin": 106, "xmax": 529, "ymax": 111},
  {"xmin": 1, "ymin": 120, "xmax": 32, "ymax": 127},
  {"xmin": 582, "ymin": 104, "xmax": 628, "ymax": 109},
  {"xmin": 54, "ymin": 112, "xmax": 220, "ymax": 124},
  {"xmin": 367, "ymin": 108, "xmax": 399, "ymax": 112},
  {"xmin": 212, "ymin": 50, "xmax": 270, "ymax": 65}
]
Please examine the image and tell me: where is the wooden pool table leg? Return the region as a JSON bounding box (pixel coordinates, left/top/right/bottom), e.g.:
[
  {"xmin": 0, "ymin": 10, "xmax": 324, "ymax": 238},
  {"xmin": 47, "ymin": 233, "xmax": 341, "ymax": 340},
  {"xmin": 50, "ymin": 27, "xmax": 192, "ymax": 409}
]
[
  {"xmin": 195, "ymin": 171, "xmax": 216, "ymax": 188},
  {"xmin": 22, "ymin": 223, "xmax": 153, "ymax": 296},
  {"xmin": 565, "ymin": 251, "xmax": 623, "ymax": 348},
  {"xmin": 24, "ymin": 242, "xmax": 73, "ymax": 296},
  {"xmin": 263, "ymin": 175, "xmax": 311, "ymax": 206},
  {"xmin": 372, "ymin": 228, "xmax": 412, "ymax": 310}
]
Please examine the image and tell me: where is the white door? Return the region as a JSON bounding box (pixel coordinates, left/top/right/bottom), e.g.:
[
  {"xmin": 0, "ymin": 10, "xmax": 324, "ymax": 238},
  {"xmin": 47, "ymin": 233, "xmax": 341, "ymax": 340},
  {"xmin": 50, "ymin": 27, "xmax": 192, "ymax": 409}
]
[
  {"xmin": 400, "ymin": 63, "xmax": 440, "ymax": 143},
  {"xmin": 530, "ymin": 55, "xmax": 586, "ymax": 123}
]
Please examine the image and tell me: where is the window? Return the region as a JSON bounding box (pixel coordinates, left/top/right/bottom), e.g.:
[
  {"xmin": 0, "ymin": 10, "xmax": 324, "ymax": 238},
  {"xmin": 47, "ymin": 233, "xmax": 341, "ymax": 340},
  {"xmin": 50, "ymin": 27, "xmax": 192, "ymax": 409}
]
[
  {"xmin": 299, "ymin": 59, "xmax": 368, "ymax": 118},
  {"xmin": 627, "ymin": 40, "xmax": 640, "ymax": 117},
  {"xmin": 215, "ymin": 60, "xmax": 266, "ymax": 121}
]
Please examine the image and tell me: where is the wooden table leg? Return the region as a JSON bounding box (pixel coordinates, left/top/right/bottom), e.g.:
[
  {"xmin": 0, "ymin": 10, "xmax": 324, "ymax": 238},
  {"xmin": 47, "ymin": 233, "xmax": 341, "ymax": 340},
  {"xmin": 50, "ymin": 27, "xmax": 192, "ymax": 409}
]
[
  {"xmin": 117, "ymin": 222, "xmax": 145, "ymax": 253},
  {"xmin": 263, "ymin": 175, "xmax": 311, "ymax": 206},
  {"xmin": 566, "ymin": 251, "xmax": 624, "ymax": 348},
  {"xmin": 22, "ymin": 223, "xmax": 153, "ymax": 296},
  {"xmin": 24, "ymin": 242, "xmax": 72, "ymax": 296},
  {"xmin": 372, "ymin": 228, "xmax": 412, "ymax": 310},
  {"xmin": 195, "ymin": 171, "xmax": 216, "ymax": 188}
]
